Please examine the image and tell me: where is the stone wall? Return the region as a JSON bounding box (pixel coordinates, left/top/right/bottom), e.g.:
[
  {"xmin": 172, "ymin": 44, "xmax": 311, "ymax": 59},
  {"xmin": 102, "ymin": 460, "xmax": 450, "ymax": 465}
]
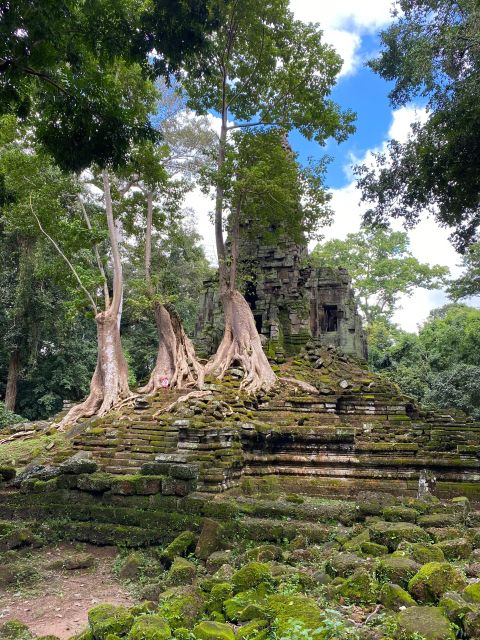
[{"xmin": 194, "ymin": 237, "xmax": 367, "ymax": 360}]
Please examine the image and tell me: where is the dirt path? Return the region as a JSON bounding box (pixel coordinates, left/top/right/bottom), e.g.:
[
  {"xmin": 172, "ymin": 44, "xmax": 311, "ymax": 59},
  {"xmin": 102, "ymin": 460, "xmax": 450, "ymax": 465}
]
[{"xmin": 0, "ymin": 543, "xmax": 135, "ymax": 639}]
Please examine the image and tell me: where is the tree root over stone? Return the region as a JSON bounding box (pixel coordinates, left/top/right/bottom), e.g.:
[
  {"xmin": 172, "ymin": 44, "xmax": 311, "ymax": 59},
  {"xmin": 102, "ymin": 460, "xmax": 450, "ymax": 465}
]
[
  {"xmin": 139, "ymin": 304, "xmax": 204, "ymax": 395},
  {"xmin": 205, "ymin": 290, "xmax": 277, "ymax": 394}
]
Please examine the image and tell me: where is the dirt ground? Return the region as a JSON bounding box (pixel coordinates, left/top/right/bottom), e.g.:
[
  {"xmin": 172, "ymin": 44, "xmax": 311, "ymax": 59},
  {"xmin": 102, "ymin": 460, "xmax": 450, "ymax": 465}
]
[{"xmin": 0, "ymin": 543, "xmax": 135, "ymax": 639}]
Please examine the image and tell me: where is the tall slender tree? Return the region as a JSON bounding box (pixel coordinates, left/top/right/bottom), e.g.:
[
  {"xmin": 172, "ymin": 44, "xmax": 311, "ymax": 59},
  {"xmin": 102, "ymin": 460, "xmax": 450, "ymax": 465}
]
[{"xmin": 183, "ymin": 0, "xmax": 355, "ymax": 392}]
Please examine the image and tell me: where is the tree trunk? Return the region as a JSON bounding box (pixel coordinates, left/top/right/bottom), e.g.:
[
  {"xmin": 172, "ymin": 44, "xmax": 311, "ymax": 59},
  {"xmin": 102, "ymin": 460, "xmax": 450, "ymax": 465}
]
[
  {"xmin": 57, "ymin": 170, "xmax": 132, "ymax": 429},
  {"xmin": 205, "ymin": 289, "xmax": 276, "ymax": 394},
  {"xmin": 141, "ymin": 191, "xmax": 203, "ymax": 394},
  {"xmin": 58, "ymin": 310, "xmax": 131, "ymax": 427},
  {"xmin": 139, "ymin": 304, "xmax": 204, "ymax": 394},
  {"xmin": 4, "ymin": 349, "xmax": 20, "ymax": 412},
  {"xmin": 208, "ymin": 193, "xmax": 277, "ymax": 394}
]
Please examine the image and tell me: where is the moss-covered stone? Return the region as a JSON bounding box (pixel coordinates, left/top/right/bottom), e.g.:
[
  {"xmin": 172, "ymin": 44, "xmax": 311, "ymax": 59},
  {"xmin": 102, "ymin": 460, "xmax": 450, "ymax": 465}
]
[
  {"xmin": 160, "ymin": 532, "xmax": 196, "ymax": 566},
  {"xmin": 408, "ymin": 563, "xmax": 467, "ymax": 603},
  {"xmin": 77, "ymin": 473, "xmax": 113, "ymax": 494},
  {"xmin": 193, "ymin": 621, "xmax": 235, "ymax": 640},
  {"xmin": 379, "ymin": 583, "xmax": 416, "ymax": 610},
  {"xmin": 235, "ymin": 619, "xmax": 269, "ymax": 640},
  {"xmin": 0, "ymin": 621, "xmax": 33, "ymax": 640},
  {"xmin": 206, "ymin": 583, "xmax": 233, "ymax": 615},
  {"xmin": 166, "ymin": 557, "xmax": 196, "ymax": 587},
  {"xmin": 375, "ymin": 556, "xmax": 420, "ymax": 587},
  {"xmin": 463, "ymin": 581, "xmax": 480, "ymax": 603},
  {"xmin": 265, "ymin": 594, "xmax": 323, "ymax": 635},
  {"xmin": 128, "ymin": 615, "xmax": 171, "ymax": 640},
  {"xmin": 435, "ymin": 538, "xmax": 472, "ymax": 560},
  {"xmin": 88, "ymin": 604, "xmax": 134, "ymax": 640},
  {"xmin": 343, "ymin": 529, "xmax": 370, "ymax": 552},
  {"xmin": 205, "ymin": 551, "xmax": 233, "ymax": 573},
  {"xmin": 418, "ymin": 514, "xmax": 461, "ymax": 528},
  {"xmin": 360, "ymin": 541, "xmax": 388, "ymax": 557},
  {"xmin": 119, "ymin": 553, "xmax": 143, "ymax": 580},
  {"xmin": 439, "ymin": 591, "xmax": 474, "ymax": 624},
  {"xmin": 245, "ymin": 545, "xmax": 282, "ymax": 562},
  {"xmin": 195, "ymin": 519, "xmax": 224, "ymax": 561},
  {"xmin": 383, "ymin": 506, "xmax": 418, "ymax": 523},
  {"xmin": 158, "ymin": 586, "xmax": 205, "ymax": 630},
  {"xmin": 396, "ymin": 542, "xmax": 445, "ymax": 564},
  {"xmin": 395, "ymin": 606, "xmax": 455, "ymax": 640},
  {"xmin": 325, "ymin": 552, "xmax": 369, "ymax": 578},
  {"xmin": 223, "ymin": 589, "xmax": 267, "ymax": 623},
  {"xmin": 337, "ymin": 569, "xmax": 379, "ymax": 604},
  {"xmin": 231, "ymin": 563, "xmax": 271, "ymax": 594},
  {"xmin": 464, "ymin": 610, "xmax": 480, "ymax": 639},
  {"xmin": 370, "ymin": 521, "xmax": 430, "ymax": 551}
]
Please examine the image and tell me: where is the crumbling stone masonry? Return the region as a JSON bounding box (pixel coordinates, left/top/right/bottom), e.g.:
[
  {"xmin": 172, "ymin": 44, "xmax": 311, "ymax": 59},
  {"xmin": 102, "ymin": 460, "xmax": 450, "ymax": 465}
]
[{"xmin": 194, "ymin": 237, "xmax": 367, "ymax": 360}]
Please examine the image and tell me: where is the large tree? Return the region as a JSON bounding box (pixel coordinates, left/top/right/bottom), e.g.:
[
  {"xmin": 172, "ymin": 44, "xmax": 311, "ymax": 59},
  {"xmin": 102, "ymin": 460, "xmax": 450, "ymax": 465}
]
[
  {"xmin": 0, "ymin": 0, "xmax": 216, "ymax": 171},
  {"xmin": 369, "ymin": 305, "xmax": 480, "ymax": 418},
  {"xmin": 448, "ymin": 242, "xmax": 480, "ymax": 300},
  {"xmin": 355, "ymin": 0, "xmax": 480, "ymax": 252},
  {"xmin": 311, "ymin": 226, "xmax": 449, "ymax": 324},
  {"xmin": 183, "ymin": 0, "xmax": 355, "ymax": 392}
]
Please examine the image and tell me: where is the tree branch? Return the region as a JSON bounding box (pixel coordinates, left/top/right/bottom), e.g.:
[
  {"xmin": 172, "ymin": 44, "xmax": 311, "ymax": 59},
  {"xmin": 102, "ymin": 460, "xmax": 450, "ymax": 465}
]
[
  {"xmin": 77, "ymin": 195, "xmax": 110, "ymax": 307},
  {"xmin": 30, "ymin": 197, "xmax": 98, "ymax": 314}
]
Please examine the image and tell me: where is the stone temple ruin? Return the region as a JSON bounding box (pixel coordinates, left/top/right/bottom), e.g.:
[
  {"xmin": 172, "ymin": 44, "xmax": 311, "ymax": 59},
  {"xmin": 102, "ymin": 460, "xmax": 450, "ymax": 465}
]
[
  {"xmin": 194, "ymin": 235, "xmax": 368, "ymax": 361},
  {"xmin": 1, "ymin": 232, "xmax": 480, "ymax": 550}
]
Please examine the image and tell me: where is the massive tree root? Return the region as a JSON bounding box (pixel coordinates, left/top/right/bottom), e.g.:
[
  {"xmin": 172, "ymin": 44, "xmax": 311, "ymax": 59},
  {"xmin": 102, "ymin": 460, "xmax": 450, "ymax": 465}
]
[
  {"xmin": 139, "ymin": 304, "xmax": 204, "ymax": 394},
  {"xmin": 57, "ymin": 310, "xmax": 132, "ymax": 430},
  {"xmin": 205, "ymin": 290, "xmax": 277, "ymax": 394}
]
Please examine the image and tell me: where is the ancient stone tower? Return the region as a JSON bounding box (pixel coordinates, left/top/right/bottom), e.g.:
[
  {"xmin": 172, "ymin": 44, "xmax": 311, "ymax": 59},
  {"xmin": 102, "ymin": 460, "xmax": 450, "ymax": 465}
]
[{"xmin": 194, "ymin": 235, "xmax": 368, "ymax": 360}]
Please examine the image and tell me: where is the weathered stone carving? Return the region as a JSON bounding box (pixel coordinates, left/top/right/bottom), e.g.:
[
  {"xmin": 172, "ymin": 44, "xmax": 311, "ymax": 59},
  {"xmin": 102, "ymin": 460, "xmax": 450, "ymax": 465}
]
[{"xmin": 194, "ymin": 236, "xmax": 367, "ymax": 360}]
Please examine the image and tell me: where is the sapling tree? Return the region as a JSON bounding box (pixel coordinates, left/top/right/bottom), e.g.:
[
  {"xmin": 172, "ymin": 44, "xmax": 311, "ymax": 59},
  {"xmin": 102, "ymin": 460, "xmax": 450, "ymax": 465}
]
[
  {"xmin": 204, "ymin": 129, "xmax": 332, "ymax": 391},
  {"xmin": 183, "ymin": 0, "xmax": 355, "ymax": 392}
]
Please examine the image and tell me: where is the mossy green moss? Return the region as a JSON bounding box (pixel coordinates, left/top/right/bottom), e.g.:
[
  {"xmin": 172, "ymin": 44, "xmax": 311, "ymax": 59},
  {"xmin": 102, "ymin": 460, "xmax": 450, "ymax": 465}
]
[
  {"xmin": 408, "ymin": 563, "xmax": 467, "ymax": 603},
  {"xmin": 370, "ymin": 521, "xmax": 430, "ymax": 551},
  {"xmin": 166, "ymin": 557, "xmax": 196, "ymax": 587},
  {"xmin": 395, "ymin": 606, "xmax": 455, "ymax": 640},
  {"xmin": 157, "ymin": 587, "xmax": 205, "ymax": 630},
  {"xmin": 88, "ymin": 604, "xmax": 134, "ymax": 640},
  {"xmin": 128, "ymin": 615, "xmax": 171, "ymax": 640},
  {"xmin": 463, "ymin": 582, "xmax": 480, "ymax": 603},
  {"xmin": 193, "ymin": 621, "xmax": 235, "ymax": 640},
  {"xmin": 337, "ymin": 570, "xmax": 379, "ymax": 604},
  {"xmin": 376, "ymin": 556, "xmax": 420, "ymax": 587},
  {"xmin": 160, "ymin": 532, "xmax": 195, "ymax": 566},
  {"xmin": 265, "ymin": 594, "xmax": 323, "ymax": 635},
  {"xmin": 231, "ymin": 562, "xmax": 271, "ymax": 594},
  {"xmin": 379, "ymin": 583, "xmax": 416, "ymax": 610}
]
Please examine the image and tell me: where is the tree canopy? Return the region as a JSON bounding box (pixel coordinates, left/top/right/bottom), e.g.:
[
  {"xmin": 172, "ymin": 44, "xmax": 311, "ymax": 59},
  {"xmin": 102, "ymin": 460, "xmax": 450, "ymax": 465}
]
[
  {"xmin": 311, "ymin": 226, "xmax": 449, "ymax": 324},
  {"xmin": 355, "ymin": 0, "xmax": 480, "ymax": 252},
  {"xmin": 0, "ymin": 0, "xmax": 216, "ymax": 170}
]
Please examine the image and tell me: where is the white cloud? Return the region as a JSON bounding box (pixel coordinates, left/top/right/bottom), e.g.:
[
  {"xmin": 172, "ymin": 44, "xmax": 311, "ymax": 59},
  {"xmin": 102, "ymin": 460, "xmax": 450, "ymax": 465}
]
[
  {"xmin": 311, "ymin": 106, "xmax": 463, "ymax": 333},
  {"xmin": 289, "ymin": 0, "xmax": 394, "ymax": 31},
  {"xmin": 289, "ymin": 0, "xmax": 394, "ymax": 77}
]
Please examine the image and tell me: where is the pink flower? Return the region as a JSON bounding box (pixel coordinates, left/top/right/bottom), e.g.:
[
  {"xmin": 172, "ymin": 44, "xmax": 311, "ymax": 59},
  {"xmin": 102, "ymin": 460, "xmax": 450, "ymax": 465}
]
[{"xmin": 161, "ymin": 377, "xmax": 169, "ymax": 388}]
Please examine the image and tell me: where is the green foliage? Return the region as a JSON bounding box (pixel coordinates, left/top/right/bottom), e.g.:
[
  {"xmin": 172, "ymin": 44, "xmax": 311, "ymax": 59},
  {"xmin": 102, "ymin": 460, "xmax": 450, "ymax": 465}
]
[
  {"xmin": 1, "ymin": 0, "xmax": 216, "ymax": 170},
  {"xmin": 0, "ymin": 402, "xmax": 23, "ymax": 428},
  {"xmin": 355, "ymin": 0, "xmax": 480, "ymax": 251},
  {"xmin": 448, "ymin": 242, "xmax": 480, "ymax": 300},
  {"xmin": 369, "ymin": 305, "xmax": 480, "ymax": 419},
  {"xmin": 311, "ymin": 226, "xmax": 448, "ymax": 323}
]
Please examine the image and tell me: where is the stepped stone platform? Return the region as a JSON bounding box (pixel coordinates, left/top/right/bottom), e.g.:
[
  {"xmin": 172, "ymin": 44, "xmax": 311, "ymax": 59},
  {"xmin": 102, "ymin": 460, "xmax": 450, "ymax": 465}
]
[{"xmin": 65, "ymin": 343, "xmax": 480, "ymax": 500}]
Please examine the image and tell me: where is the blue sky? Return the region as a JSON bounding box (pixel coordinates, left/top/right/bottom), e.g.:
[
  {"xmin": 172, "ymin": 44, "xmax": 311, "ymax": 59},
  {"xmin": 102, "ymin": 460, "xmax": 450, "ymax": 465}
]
[
  {"xmin": 186, "ymin": 1, "xmax": 476, "ymax": 332},
  {"xmin": 292, "ymin": 32, "xmax": 394, "ymax": 190}
]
